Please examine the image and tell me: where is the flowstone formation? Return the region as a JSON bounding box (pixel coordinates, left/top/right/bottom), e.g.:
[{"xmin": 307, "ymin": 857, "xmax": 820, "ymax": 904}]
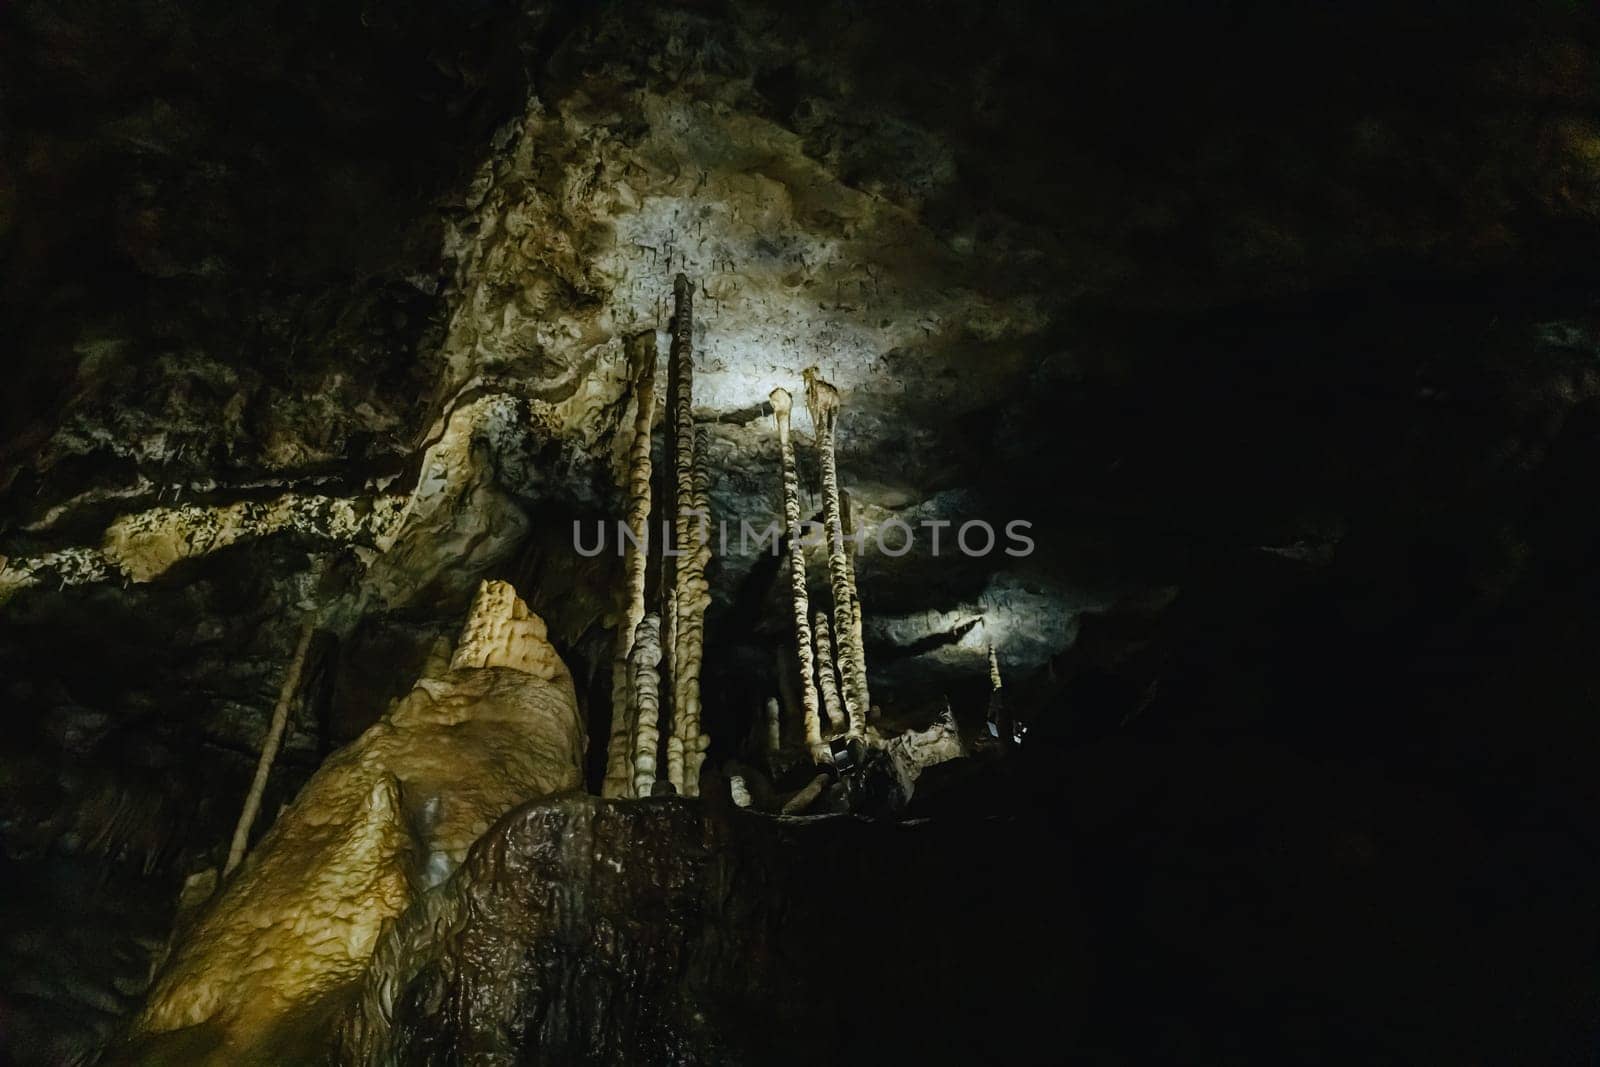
[{"xmin": 117, "ymin": 581, "xmax": 581, "ymax": 1065}]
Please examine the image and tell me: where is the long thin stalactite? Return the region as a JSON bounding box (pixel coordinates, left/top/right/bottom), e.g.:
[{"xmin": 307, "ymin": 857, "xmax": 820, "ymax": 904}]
[
  {"xmin": 667, "ymin": 273, "xmax": 710, "ymax": 793},
  {"xmin": 804, "ymin": 368, "xmax": 870, "ymax": 736},
  {"xmin": 812, "ymin": 611, "xmax": 844, "ymax": 733},
  {"xmin": 603, "ymin": 333, "xmax": 658, "ymax": 798},
  {"xmin": 224, "ymin": 617, "xmax": 316, "ymax": 878},
  {"xmin": 771, "ymin": 387, "xmax": 824, "ymax": 758}
]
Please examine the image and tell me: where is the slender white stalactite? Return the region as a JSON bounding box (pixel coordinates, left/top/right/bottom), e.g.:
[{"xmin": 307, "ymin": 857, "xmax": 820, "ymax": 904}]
[
  {"xmin": 813, "ymin": 611, "xmax": 844, "ymax": 733},
  {"xmin": 804, "ymin": 368, "xmax": 870, "ymax": 735},
  {"xmin": 224, "ymin": 617, "xmax": 315, "ymax": 878},
  {"xmin": 603, "ymin": 334, "xmax": 658, "ymax": 798},
  {"xmin": 630, "ymin": 613, "xmax": 663, "ymax": 796},
  {"xmin": 771, "ymin": 387, "xmax": 824, "ymax": 758}
]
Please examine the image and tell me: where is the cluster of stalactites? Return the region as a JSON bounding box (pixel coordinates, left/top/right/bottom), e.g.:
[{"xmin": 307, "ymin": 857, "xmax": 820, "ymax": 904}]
[
  {"xmin": 804, "ymin": 367, "xmax": 870, "ymax": 738},
  {"xmin": 766, "ymin": 367, "xmax": 878, "ymax": 769},
  {"xmin": 771, "ymin": 386, "xmax": 825, "ymax": 758},
  {"xmin": 607, "ymin": 274, "xmax": 712, "ymax": 800}
]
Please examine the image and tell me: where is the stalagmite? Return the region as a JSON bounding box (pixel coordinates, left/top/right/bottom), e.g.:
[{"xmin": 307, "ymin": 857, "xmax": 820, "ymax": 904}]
[
  {"xmin": 985, "ymin": 643, "xmax": 1002, "ymax": 736},
  {"xmin": 765, "ymin": 696, "xmax": 782, "ymax": 753},
  {"xmin": 667, "ymin": 273, "xmax": 699, "ymax": 793},
  {"xmin": 841, "ymin": 526, "xmax": 870, "ymax": 729},
  {"xmin": 812, "ymin": 611, "xmax": 845, "ymax": 733},
  {"xmin": 451, "ymin": 580, "xmax": 567, "ymax": 675},
  {"xmin": 629, "ymin": 613, "xmax": 663, "ymax": 797},
  {"xmin": 131, "ymin": 581, "xmax": 583, "ymax": 1060},
  {"xmin": 223, "ymin": 617, "xmax": 316, "ymax": 879},
  {"xmin": 661, "ymin": 537, "xmax": 677, "ymax": 762},
  {"xmin": 666, "ymin": 734, "xmax": 684, "ymax": 794},
  {"xmin": 678, "ymin": 441, "xmax": 713, "ymax": 794},
  {"xmin": 782, "ymin": 772, "xmax": 831, "ymax": 815},
  {"xmin": 771, "ymin": 387, "xmax": 824, "ymax": 757},
  {"xmin": 804, "ymin": 367, "xmax": 870, "ymax": 736},
  {"xmin": 604, "ymin": 333, "xmax": 659, "ymax": 798}
]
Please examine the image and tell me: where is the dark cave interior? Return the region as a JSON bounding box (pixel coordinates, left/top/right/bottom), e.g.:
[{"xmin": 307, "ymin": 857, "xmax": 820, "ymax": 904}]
[{"xmin": 4, "ymin": 1, "xmax": 1600, "ymax": 1064}]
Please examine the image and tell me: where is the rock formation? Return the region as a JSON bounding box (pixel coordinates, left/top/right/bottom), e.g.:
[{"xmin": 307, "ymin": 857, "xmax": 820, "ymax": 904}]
[
  {"xmin": 629, "ymin": 613, "xmax": 664, "ymax": 798},
  {"xmin": 678, "ymin": 438, "xmax": 714, "ymax": 794},
  {"xmin": 667, "ymin": 274, "xmax": 702, "ymax": 793},
  {"xmin": 118, "ymin": 581, "xmax": 582, "ymax": 1065},
  {"xmin": 804, "ymin": 368, "xmax": 870, "ymax": 735},
  {"xmin": 986, "ymin": 642, "xmax": 1006, "ymax": 744},
  {"xmin": 604, "ymin": 333, "xmax": 659, "ymax": 798},
  {"xmin": 765, "ymin": 696, "xmax": 782, "ymax": 754},
  {"xmin": 812, "ymin": 610, "xmax": 845, "ymax": 733},
  {"xmin": 770, "ymin": 387, "xmax": 824, "ymax": 759},
  {"xmin": 880, "ymin": 702, "xmax": 965, "ymax": 807}
]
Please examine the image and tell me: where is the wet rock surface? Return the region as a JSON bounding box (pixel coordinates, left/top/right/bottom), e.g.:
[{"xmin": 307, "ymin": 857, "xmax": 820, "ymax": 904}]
[{"xmin": 343, "ymin": 793, "xmax": 1086, "ymax": 1066}]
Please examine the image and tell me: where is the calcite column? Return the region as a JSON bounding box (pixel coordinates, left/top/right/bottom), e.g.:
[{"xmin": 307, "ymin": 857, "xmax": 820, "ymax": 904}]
[
  {"xmin": 630, "ymin": 613, "xmax": 663, "ymax": 797},
  {"xmin": 604, "ymin": 333, "xmax": 659, "ymax": 798},
  {"xmin": 660, "ymin": 557, "xmax": 677, "ymax": 784},
  {"xmin": 771, "ymin": 387, "xmax": 824, "ymax": 758},
  {"xmin": 678, "ymin": 441, "xmax": 713, "ymax": 795},
  {"xmin": 986, "ymin": 643, "xmax": 1008, "ymax": 746},
  {"xmin": 843, "ymin": 548, "xmax": 870, "ymax": 731},
  {"xmin": 812, "ymin": 611, "xmax": 845, "ymax": 733},
  {"xmin": 666, "ymin": 274, "xmax": 712, "ymax": 795},
  {"xmin": 764, "ymin": 696, "xmax": 782, "ymax": 753},
  {"xmin": 803, "ymin": 368, "xmax": 870, "ymax": 736},
  {"xmin": 667, "ymin": 274, "xmax": 694, "ymax": 791}
]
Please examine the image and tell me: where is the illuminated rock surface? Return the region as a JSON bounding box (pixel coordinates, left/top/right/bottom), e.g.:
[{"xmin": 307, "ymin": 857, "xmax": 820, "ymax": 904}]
[{"xmin": 117, "ymin": 582, "xmax": 581, "ymax": 1065}]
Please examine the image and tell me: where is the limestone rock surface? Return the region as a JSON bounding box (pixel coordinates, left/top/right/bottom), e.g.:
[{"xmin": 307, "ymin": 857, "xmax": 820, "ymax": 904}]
[{"xmin": 118, "ymin": 583, "xmax": 582, "ymax": 1065}]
